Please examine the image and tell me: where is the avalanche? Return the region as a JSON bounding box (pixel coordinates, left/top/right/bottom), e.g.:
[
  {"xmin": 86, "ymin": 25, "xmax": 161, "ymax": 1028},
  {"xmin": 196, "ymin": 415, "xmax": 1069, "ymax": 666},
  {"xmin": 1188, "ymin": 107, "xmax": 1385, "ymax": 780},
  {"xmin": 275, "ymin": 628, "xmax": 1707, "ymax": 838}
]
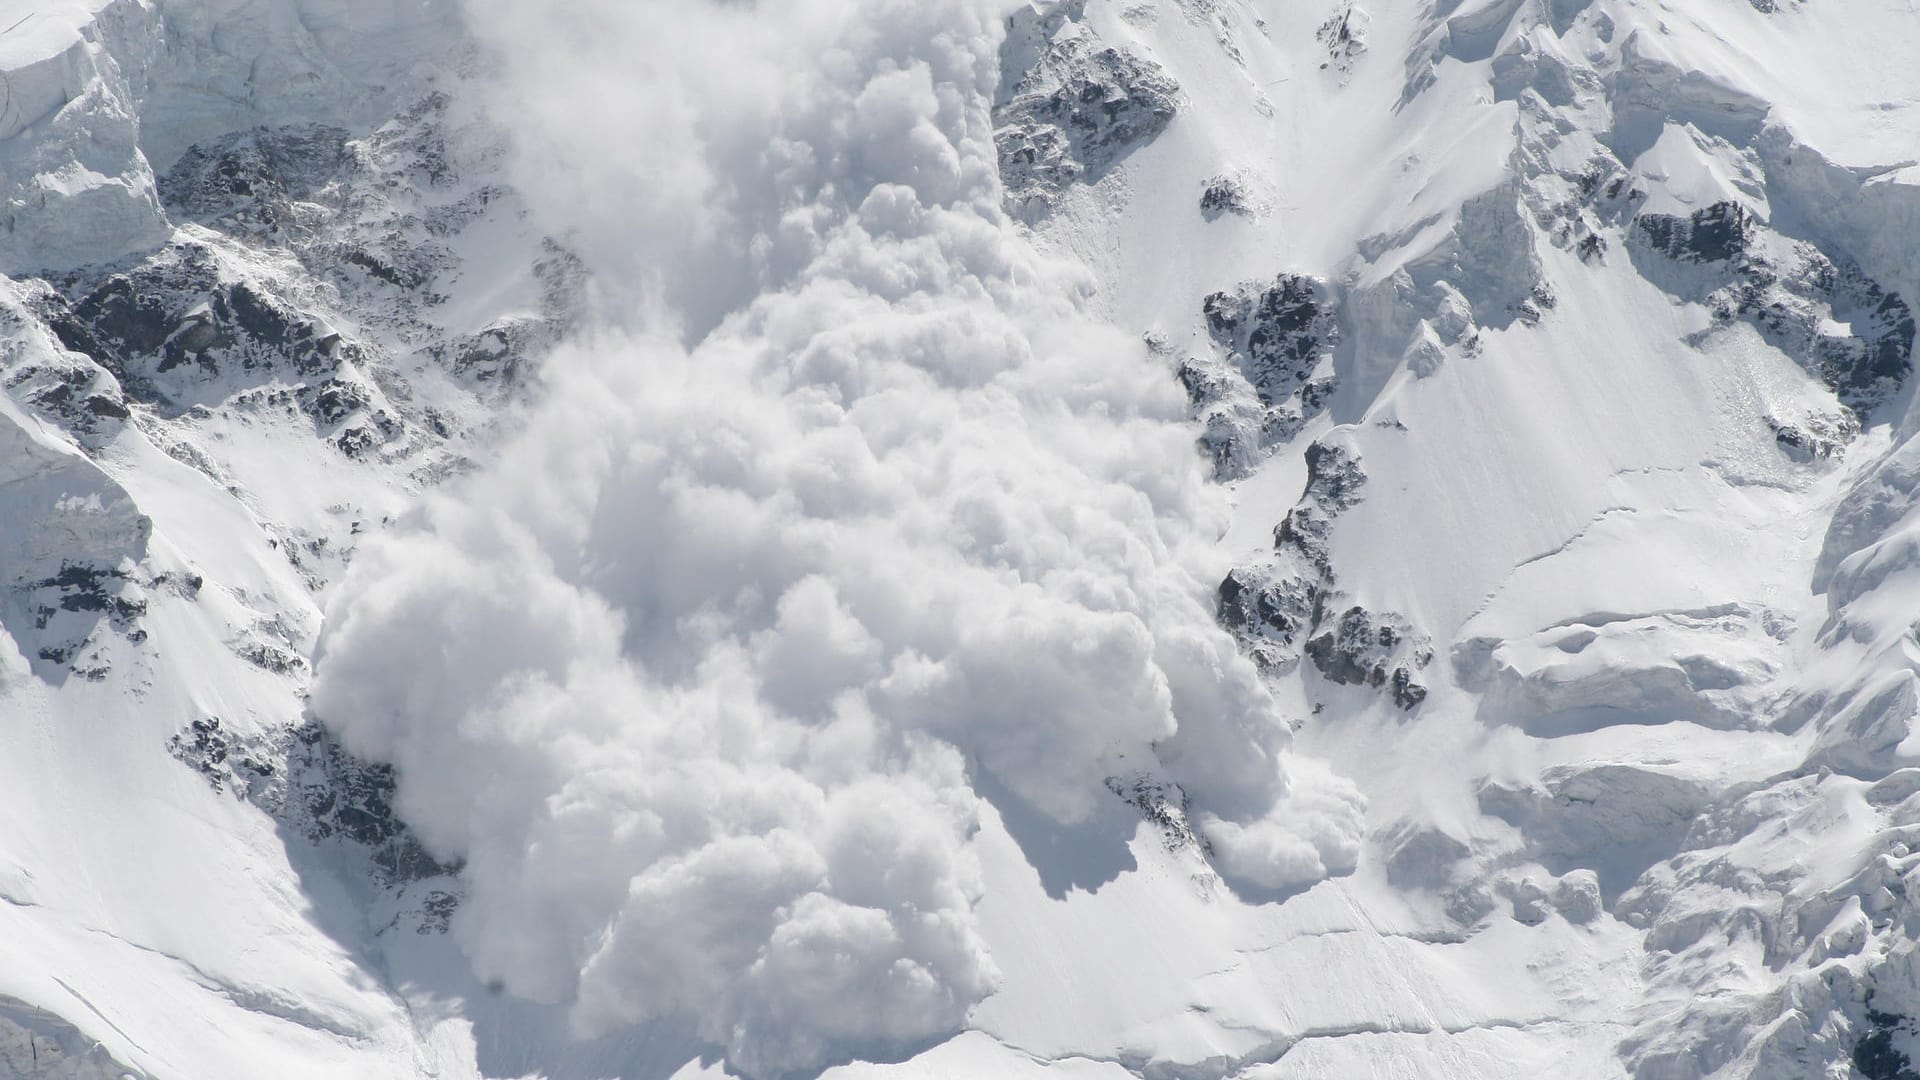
[{"xmin": 1, "ymin": 0, "xmax": 1919, "ymax": 1078}]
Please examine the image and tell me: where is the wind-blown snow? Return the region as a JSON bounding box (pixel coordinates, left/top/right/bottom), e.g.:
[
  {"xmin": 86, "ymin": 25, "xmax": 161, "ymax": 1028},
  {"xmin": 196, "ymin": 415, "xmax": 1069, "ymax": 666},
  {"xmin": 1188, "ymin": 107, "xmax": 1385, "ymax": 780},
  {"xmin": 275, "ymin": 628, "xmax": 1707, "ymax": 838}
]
[{"xmin": 310, "ymin": 1, "xmax": 1363, "ymax": 1074}]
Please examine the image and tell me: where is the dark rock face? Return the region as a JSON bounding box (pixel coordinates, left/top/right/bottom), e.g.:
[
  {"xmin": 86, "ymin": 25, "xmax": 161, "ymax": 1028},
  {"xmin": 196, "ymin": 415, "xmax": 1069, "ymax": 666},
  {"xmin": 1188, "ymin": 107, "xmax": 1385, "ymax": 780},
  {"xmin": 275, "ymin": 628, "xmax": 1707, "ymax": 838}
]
[
  {"xmin": 168, "ymin": 716, "xmax": 278, "ymax": 794},
  {"xmin": 1215, "ymin": 437, "xmax": 1368, "ymax": 674},
  {"xmin": 1204, "ymin": 275, "xmax": 1341, "ymax": 407},
  {"xmin": 39, "ymin": 241, "xmax": 425, "ymax": 464},
  {"xmin": 0, "ymin": 310, "xmax": 132, "ymax": 446},
  {"xmin": 1637, "ymin": 201, "xmax": 1756, "ymax": 264},
  {"xmin": 170, "ymin": 716, "xmax": 461, "ymax": 930},
  {"xmin": 16, "ymin": 562, "xmax": 149, "ymax": 680},
  {"xmin": 1175, "ymin": 355, "xmax": 1257, "ymax": 480},
  {"xmin": 160, "ymin": 95, "xmax": 575, "ymax": 399},
  {"xmin": 1758, "ymin": 265, "xmax": 1912, "ymax": 415},
  {"xmin": 0, "ymin": 391, "xmax": 154, "ymax": 683},
  {"xmin": 1316, "ymin": 2, "xmax": 1368, "ymax": 77},
  {"xmin": 1182, "ymin": 274, "xmax": 1340, "ymax": 480},
  {"xmin": 995, "ymin": 1, "xmax": 1179, "ymax": 220},
  {"xmin": 1105, "ymin": 773, "xmax": 1209, "ymax": 856},
  {"xmin": 1275, "ymin": 438, "xmax": 1367, "ymax": 570},
  {"xmin": 160, "ymin": 124, "xmax": 355, "ymax": 237},
  {"xmin": 1854, "ymin": 1005, "xmax": 1920, "ymax": 1080},
  {"xmin": 14, "ymin": 97, "xmax": 580, "ymax": 493},
  {"xmin": 43, "ymin": 243, "xmax": 342, "ymax": 413},
  {"xmin": 1306, "ymin": 607, "xmax": 1435, "ymax": 708},
  {"xmin": 1632, "ymin": 200, "xmax": 1915, "ymax": 418},
  {"xmin": 278, "ymin": 720, "xmax": 457, "ymax": 886},
  {"xmin": 1212, "ymin": 436, "xmax": 1433, "ymax": 707},
  {"xmin": 1216, "ymin": 566, "xmax": 1319, "ymax": 665},
  {"xmin": 1200, "ymin": 175, "xmax": 1252, "ymax": 221}
]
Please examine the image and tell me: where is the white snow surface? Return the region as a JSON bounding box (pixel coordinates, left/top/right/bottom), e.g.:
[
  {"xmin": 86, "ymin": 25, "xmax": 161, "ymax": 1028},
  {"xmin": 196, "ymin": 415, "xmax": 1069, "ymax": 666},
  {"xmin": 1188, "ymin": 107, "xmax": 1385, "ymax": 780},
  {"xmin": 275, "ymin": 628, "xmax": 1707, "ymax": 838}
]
[{"xmin": 0, "ymin": 0, "xmax": 1918, "ymax": 1078}]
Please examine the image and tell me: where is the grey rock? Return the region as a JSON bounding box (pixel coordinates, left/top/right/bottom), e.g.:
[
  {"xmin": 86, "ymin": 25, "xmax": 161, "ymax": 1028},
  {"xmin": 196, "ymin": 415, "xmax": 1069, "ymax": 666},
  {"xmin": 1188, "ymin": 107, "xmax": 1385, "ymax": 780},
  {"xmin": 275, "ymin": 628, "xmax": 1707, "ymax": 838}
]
[
  {"xmin": 995, "ymin": 2, "xmax": 1179, "ymax": 221},
  {"xmin": 1183, "ymin": 274, "xmax": 1340, "ymax": 481},
  {"xmin": 169, "ymin": 716, "xmax": 462, "ymax": 927},
  {"xmin": 1199, "ymin": 175, "xmax": 1252, "ymax": 221},
  {"xmin": 1213, "ymin": 436, "xmax": 1432, "ymax": 707},
  {"xmin": 1305, "ymin": 606, "xmax": 1434, "ymax": 708},
  {"xmin": 1632, "ymin": 200, "xmax": 1914, "ymax": 417}
]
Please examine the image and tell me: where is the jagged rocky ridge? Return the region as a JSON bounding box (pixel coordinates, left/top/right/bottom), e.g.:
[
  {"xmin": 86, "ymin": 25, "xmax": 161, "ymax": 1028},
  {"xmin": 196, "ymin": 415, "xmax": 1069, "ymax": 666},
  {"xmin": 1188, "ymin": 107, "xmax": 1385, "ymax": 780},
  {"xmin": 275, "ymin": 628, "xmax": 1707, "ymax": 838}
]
[
  {"xmin": 1182, "ymin": 273, "xmax": 1340, "ymax": 480},
  {"xmin": 1215, "ymin": 435, "xmax": 1434, "ymax": 708},
  {"xmin": 995, "ymin": 0, "xmax": 1180, "ymax": 221},
  {"xmin": 8, "ymin": 82, "xmax": 534, "ymax": 898},
  {"xmin": 1630, "ymin": 199, "xmax": 1915, "ymax": 421},
  {"xmin": 3, "ymin": 70, "xmax": 575, "ymax": 660}
]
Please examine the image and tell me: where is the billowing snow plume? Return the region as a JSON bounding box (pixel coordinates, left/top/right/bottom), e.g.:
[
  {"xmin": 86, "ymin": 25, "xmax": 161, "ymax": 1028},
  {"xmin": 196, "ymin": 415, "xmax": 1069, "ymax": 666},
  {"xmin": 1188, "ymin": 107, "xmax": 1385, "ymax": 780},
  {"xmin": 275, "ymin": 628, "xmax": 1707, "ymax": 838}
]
[{"xmin": 310, "ymin": 0, "xmax": 1363, "ymax": 1074}]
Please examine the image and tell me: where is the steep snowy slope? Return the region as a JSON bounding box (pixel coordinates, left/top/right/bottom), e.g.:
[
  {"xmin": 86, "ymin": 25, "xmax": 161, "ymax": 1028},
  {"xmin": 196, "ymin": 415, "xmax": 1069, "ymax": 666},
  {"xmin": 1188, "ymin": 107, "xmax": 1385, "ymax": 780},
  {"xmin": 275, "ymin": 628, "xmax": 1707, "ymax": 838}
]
[
  {"xmin": 995, "ymin": 0, "xmax": 1920, "ymax": 1075},
  {"xmin": 0, "ymin": 2, "xmax": 564, "ymax": 1076},
  {"xmin": 3, "ymin": 0, "xmax": 1920, "ymax": 1078}
]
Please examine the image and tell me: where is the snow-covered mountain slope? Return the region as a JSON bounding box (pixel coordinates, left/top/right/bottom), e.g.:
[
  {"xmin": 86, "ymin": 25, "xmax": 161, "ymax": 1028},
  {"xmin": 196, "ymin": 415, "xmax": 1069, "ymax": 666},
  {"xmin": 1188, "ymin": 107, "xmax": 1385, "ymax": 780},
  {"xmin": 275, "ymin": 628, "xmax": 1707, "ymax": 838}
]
[
  {"xmin": 3, "ymin": 0, "xmax": 1920, "ymax": 1077},
  {"xmin": 0, "ymin": 2, "xmax": 562, "ymax": 1076}
]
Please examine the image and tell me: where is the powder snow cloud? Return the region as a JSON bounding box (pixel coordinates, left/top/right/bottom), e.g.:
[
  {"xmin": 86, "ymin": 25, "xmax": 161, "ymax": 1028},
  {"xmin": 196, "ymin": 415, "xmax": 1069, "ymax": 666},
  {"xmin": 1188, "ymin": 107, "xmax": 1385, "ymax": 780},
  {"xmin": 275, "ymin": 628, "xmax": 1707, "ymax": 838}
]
[{"xmin": 310, "ymin": 0, "xmax": 1366, "ymax": 1074}]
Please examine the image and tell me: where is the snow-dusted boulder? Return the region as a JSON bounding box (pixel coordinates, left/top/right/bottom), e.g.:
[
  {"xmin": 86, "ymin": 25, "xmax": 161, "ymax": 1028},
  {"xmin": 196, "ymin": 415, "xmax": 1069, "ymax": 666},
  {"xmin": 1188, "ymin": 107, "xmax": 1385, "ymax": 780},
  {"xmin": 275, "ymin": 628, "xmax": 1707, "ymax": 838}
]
[
  {"xmin": 995, "ymin": 0, "xmax": 1177, "ymax": 220},
  {"xmin": 1306, "ymin": 605, "xmax": 1434, "ymax": 709},
  {"xmin": 1182, "ymin": 273, "xmax": 1340, "ymax": 479}
]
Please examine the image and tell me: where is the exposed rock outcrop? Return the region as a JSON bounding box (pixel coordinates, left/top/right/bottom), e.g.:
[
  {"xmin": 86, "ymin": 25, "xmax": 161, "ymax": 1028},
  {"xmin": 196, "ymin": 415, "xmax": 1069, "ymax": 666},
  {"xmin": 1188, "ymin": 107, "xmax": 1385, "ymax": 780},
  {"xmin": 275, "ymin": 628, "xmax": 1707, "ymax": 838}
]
[
  {"xmin": 995, "ymin": 1, "xmax": 1179, "ymax": 221},
  {"xmin": 1215, "ymin": 435, "xmax": 1432, "ymax": 707},
  {"xmin": 1630, "ymin": 200, "xmax": 1914, "ymax": 418},
  {"xmin": 1181, "ymin": 273, "xmax": 1339, "ymax": 479}
]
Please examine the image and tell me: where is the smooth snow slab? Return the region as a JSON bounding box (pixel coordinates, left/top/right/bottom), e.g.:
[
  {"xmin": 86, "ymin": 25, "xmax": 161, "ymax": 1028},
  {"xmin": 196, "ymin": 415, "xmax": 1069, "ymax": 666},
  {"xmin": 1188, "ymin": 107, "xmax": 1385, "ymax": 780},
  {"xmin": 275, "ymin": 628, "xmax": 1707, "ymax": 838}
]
[{"xmin": 0, "ymin": 3, "xmax": 113, "ymax": 67}]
